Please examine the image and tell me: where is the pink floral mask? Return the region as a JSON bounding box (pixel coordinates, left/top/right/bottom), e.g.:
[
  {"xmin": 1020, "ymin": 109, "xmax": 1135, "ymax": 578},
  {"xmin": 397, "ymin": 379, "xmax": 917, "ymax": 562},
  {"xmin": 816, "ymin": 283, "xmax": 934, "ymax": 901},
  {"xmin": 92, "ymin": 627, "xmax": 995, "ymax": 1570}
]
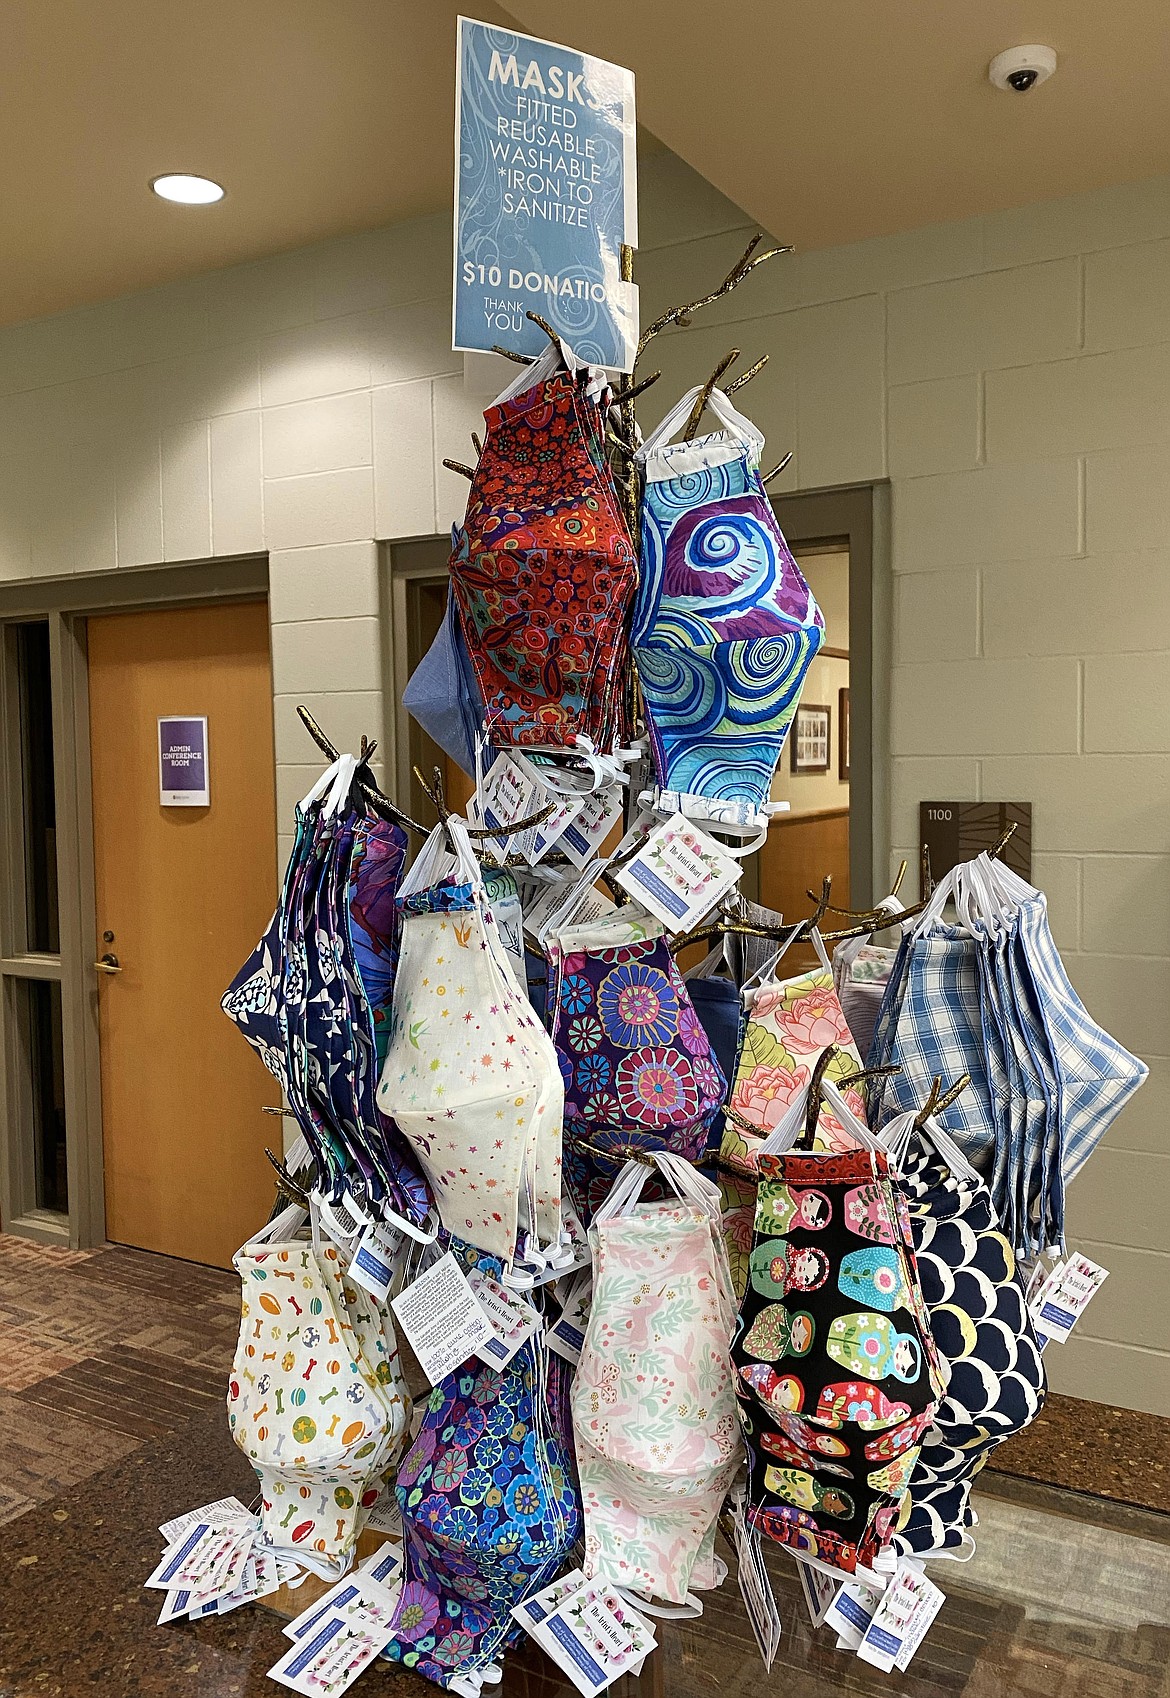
[{"xmin": 722, "ymin": 968, "xmax": 867, "ymax": 1178}]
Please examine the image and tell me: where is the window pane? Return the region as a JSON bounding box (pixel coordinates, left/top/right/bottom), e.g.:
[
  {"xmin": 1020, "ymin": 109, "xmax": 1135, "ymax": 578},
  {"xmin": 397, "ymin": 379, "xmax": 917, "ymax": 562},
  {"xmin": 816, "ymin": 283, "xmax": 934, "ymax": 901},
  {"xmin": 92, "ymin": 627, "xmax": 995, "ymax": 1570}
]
[
  {"xmin": 12, "ymin": 976, "xmax": 68, "ymax": 1212},
  {"xmin": 16, "ymin": 622, "xmax": 59, "ymax": 954}
]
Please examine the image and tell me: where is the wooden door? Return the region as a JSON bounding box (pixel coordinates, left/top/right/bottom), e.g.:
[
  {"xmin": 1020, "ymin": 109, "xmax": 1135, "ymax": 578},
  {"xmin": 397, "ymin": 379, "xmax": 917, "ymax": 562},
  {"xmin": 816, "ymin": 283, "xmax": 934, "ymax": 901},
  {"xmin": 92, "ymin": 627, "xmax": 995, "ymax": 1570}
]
[{"xmin": 88, "ymin": 601, "xmax": 279, "ymax": 1267}]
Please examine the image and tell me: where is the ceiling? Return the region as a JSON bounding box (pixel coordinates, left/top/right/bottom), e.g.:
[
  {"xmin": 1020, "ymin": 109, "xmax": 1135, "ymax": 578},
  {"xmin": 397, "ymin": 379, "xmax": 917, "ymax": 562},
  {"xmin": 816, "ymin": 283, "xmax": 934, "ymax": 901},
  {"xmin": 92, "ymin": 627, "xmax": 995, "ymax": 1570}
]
[{"xmin": 2, "ymin": 0, "xmax": 1169, "ymax": 327}]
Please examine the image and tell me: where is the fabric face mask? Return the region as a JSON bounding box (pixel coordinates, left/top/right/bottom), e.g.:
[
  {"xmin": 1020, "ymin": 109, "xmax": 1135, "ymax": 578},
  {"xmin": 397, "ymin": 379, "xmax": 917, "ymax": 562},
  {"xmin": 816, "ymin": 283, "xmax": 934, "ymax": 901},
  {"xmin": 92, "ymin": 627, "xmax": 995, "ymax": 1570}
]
[
  {"xmin": 402, "ymin": 581, "xmax": 486, "ymax": 778},
  {"xmin": 734, "ymin": 1146, "xmax": 945, "ymax": 1577},
  {"xmin": 633, "ymin": 386, "xmax": 824, "ymax": 830},
  {"xmin": 547, "ymin": 910, "xmax": 726, "ymax": 1219},
  {"xmin": 450, "ymin": 353, "xmax": 637, "ymax": 757},
  {"xmin": 572, "ymin": 1155, "xmax": 743, "ymax": 1608},
  {"xmin": 387, "ymin": 1238, "xmax": 580, "ymax": 1694},
  {"xmin": 228, "ymin": 1207, "xmax": 411, "ymax": 1572},
  {"xmin": 885, "ymin": 1113, "xmax": 1046, "ymax": 1558},
  {"xmin": 377, "ymin": 825, "xmax": 564, "ymax": 1268},
  {"xmin": 724, "ymin": 955, "xmax": 867, "ymax": 1181}
]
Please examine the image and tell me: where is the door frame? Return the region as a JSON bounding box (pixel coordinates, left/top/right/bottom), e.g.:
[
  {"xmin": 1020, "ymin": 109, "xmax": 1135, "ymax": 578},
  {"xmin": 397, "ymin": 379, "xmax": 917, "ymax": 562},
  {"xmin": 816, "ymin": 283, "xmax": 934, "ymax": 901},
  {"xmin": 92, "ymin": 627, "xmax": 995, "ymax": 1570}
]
[
  {"xmin": 388, "ymin": 482, "xmax": 891, "ymax": 910},
  {"xmin": 0, "ymin": 555, "xmax": 268, "ymax": 1250}
]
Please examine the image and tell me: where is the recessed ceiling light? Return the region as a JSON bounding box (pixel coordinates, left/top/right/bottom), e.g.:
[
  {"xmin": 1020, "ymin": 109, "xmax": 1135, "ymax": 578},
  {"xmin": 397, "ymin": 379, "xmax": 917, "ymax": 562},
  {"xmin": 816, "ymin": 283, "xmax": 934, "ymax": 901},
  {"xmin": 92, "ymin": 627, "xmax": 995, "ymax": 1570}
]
[{"xmin": 151, "ymin": 173, "xmax": 225, "ymax": 205}]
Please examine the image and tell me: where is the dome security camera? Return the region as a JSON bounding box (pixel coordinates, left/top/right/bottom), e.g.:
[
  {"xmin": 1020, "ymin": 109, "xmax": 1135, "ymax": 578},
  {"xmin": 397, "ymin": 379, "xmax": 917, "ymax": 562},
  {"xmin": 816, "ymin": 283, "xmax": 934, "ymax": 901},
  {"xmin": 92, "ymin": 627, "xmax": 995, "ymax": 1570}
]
[{"xmin": 989, "ymin": 45, "xmax": 1057, "ymax": 92}]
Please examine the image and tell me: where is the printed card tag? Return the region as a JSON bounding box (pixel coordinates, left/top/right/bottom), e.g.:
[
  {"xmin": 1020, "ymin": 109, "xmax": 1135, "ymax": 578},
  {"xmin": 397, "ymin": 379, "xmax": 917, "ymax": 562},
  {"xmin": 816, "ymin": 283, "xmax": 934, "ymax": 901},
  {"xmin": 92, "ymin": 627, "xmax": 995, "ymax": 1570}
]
[
  {"xmin": 347, "ymin": 1223, "xmax": 403, "ymax": 1303},
  {"xmin": 390, "ymin": 1251, "xmax": 494, "ymax": 1387},
  {"xmin": 479, "ymin": 755, "xmax": 539, "ymax": 858},
  {"xmin": 512, "ymin": 1570, "xmax": 656, "ymax": 1697},
  {"xmin": 855, "ymin": 1561, "xmax": 944, "ymax": 1673},
  {"xmin": 797, "ymin": 1560, "xmax": 840, "ymax": 1628},
  {"xmin": 559, "ymin": 786, "xmax": 625, "ymax": 869},
  {"xmin": 314, "ymin": 1187, "xmax": 373, "ymax": 1248},
  {"xmin": 268, "ymin": 1601, "xmax": 397, "ymax": 1697},
  {"xmin": 1028, "ymin": 1253, "xmax": 1108, "ymax": 1344},
  {"xmin": 528, "ymin": 792, "xmax": 585, "ymax": 863},
  {"xmin": 547, "ymin": 1272, "xmax": 593, "ymax": 1367},
  {"xmin": 467, "ymin": 1269, "xmax": 542, "ymax": 1368},
  {"xmin": 824, "ymin": 1578, "xmax": 887, "ymax": 1649},
  {"xmin": 283, "ymin": 1571, "xmax": 399, "ymax": 1643},
  {"xmin": 361, "ymin": 1493, "xmax": 403, "ymax": 1536},
  {"xmin": 146, "ymin": 1523, "xmax": 241, "ymax": 1592},
  {"xmin": 614, "ymin": 812, "xmax": 741, "ymax": 934},
  {"xmin": 158, "ymin": 1496, "xmax": 252, "ymax": 1544},
  {"xmin": 729, "ymin": 1496, "xmax": 782, "ymax": 1670}
]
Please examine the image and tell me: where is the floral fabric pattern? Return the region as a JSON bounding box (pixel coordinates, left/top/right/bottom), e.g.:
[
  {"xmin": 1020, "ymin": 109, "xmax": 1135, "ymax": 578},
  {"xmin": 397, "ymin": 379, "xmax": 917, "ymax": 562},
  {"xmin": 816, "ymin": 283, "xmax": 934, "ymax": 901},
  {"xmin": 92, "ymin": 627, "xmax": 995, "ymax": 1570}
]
[
  {"xmin": 723, "ymin": 969, "xmax": 867, "ymax": 1179},
  {"xmin": 450, "ymin": 368, "xmax": 636, "ymax": 752},
  {"xmin": 572, "ymin": 1203, "xmax": 743, "ymax": 1604},
  {"xmin": 385, "ymin": 1237, "xmax": 579, "ymax": 1691},
  {"xmin": 547, "ymin": 916, "xmax": 725, "ymax": 1219}
]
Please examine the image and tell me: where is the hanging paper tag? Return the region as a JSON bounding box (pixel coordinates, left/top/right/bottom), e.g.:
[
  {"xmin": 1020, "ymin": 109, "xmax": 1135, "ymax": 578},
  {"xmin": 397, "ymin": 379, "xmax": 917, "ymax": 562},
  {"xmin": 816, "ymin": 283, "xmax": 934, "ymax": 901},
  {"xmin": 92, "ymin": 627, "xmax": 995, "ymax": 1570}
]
[
  {"xmin": 824, "ymin": 1577, "xmax": 887, "ymax": 1649},
  {"xmin": 796, "ymin": 1560, "xmax": 840, "ymax": 1629},
  {"xmin": 527, "ymin": 874, "xmax": 616, "ymax": 945},
  {"xmin": 559, "ymin": 786, "xmax": 626, "ymax": 868},
  {"xmin": 479, "ymin": 755, "xmax": 539, "ymax": 858},
  {"xmin": 528, "ymin": 792, "xmax": 584, "ymax": 863},
  {"xmin": 855, "ymin": 1561, "xmax": 944, "ymax": 1672},
  {"xmin": 1028, "ymin": 1253, "xmax": 1108, "ymax": 1344},
  {"xmin": 511, "ymin": 1569, "xmax": 656, "ymax": 1697},
  {"xmin": 158, "ymin": 1496, "xmax": 252, "ymax": 1545},
  {"xmin": 467, "ymin": 1269, "xmax": 542, "ymax": 1367},
  {"xmin": 728, "ymin": 1492, "xmax": 782, "ymax": 1670},
  {"xmin": 547, "ymin": 1271, "xmax": 593, "ymax": 1366},
  {"xmin": 390, "ymin": 1252, "xmax": 495, "ymax": 1387},
  {"xmin": 346, "ymin": 1224, "xmax": 403, "ymax": 1303},
  {"xmin": 615, "ymin": 812, "xmax": 741, "ymax": 934}
]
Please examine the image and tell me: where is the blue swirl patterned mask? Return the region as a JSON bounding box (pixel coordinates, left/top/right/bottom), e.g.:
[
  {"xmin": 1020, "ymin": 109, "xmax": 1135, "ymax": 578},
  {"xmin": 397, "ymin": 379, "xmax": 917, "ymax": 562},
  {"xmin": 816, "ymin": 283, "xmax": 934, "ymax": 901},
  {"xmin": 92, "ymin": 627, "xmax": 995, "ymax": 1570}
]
[{"xmin": 633, "ymin": 387, "xmax": 824, "ymax": 830}]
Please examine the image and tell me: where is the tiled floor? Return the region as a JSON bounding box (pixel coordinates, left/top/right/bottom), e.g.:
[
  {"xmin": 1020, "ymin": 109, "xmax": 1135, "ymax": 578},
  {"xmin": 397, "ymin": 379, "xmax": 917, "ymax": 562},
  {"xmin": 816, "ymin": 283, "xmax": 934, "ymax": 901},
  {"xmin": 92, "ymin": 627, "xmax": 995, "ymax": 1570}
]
[{"xmin": 1, "ymin": 1233, "xmax": 1169, "ymax": 1698}]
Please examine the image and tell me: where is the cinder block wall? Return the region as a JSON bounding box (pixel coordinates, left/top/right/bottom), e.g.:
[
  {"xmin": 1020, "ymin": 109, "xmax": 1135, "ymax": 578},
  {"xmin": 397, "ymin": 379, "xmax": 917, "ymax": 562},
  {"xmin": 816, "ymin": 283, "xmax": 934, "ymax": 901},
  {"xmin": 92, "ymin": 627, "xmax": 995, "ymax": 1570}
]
[{"xmin": 0, "ymin": 153, "xmax": 1167, "ymax": 1411}]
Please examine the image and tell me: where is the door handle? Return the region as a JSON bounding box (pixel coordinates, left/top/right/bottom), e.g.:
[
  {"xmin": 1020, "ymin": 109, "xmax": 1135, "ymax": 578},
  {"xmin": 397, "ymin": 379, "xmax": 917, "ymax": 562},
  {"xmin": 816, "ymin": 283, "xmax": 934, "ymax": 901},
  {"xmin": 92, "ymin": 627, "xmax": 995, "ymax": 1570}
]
[{"xmin": 95, "ymin": 953, "xmax": 122, "ymax": 974}]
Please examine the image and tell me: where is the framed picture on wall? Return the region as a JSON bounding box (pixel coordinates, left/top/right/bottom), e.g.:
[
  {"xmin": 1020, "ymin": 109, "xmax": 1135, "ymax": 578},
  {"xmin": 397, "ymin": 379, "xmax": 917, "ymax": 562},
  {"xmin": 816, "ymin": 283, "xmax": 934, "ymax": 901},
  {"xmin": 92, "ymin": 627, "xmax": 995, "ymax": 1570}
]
[
  {"xmin": 839, "ymin": 687, "xmax": 850, "ymax": 780},
  {"xmin": 790, "ymin": 703, "xmax": 831, "ymax": 773}
]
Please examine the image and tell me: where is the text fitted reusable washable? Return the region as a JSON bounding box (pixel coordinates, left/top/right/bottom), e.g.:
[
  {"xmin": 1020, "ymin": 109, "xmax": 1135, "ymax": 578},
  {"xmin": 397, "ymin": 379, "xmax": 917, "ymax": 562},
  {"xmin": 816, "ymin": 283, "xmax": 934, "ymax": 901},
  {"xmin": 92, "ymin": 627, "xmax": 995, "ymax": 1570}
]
[{"xmin": 634, "ymin": 387, "xmax": 824, "ymax": 828}]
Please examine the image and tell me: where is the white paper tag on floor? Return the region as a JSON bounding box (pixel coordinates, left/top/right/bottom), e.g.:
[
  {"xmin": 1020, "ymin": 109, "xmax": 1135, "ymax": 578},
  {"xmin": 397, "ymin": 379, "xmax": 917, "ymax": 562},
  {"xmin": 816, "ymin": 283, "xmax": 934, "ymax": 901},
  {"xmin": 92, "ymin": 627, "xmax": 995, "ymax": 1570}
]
[
  {"xmin": 283, "ymin": 1569, "xmax": 400, "ymax": 1643},
  {"xmin": 824, "ymin": 1577, "xmax": 886, "ymax": 1649},
  {"xmin": 390, "ymin": 1251, "xmax": 494, "ymax": 1386},
  {"xmin": 267, "ymin": 1599, "xmax": 397, "ymax": 1696}
]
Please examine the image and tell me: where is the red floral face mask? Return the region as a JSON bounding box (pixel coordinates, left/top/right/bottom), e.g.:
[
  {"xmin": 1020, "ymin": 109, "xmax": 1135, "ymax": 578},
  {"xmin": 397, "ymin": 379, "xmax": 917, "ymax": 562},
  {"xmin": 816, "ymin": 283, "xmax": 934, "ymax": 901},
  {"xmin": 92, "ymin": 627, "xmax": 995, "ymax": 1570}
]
[{"xmin": 450, "ymin": 368, "xmax": 637, "ymax": 753}]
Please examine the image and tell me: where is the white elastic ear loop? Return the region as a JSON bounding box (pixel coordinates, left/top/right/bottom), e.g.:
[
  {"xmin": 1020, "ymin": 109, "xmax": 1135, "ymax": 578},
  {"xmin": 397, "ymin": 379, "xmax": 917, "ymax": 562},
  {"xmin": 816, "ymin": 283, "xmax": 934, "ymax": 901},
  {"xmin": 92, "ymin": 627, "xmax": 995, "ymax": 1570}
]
[
  {"xmin": 810, "ymin": 927, "xmax": 833, "ymax": 975},
  {"xmin": 323, "ymin": 752, "xmax": 358, "ymax": 819},
  {"xmin": 299, "ymin": 756, "xmax": 345, "ymax": 810},
  {"xmin": 754, "ymin": 1091, "xmax": 808, "ymax": 1156},
  {"xmin": 818, "ymin": 1079, "xmax": 883, "ymax": 1151},
  {"xmin": 593, "ymin": 1157, "xmax": 653, "ymax": 1223},
  {"xmin": 617, "ymin": 1587, "xmax": 704, "ymax": 1620}
]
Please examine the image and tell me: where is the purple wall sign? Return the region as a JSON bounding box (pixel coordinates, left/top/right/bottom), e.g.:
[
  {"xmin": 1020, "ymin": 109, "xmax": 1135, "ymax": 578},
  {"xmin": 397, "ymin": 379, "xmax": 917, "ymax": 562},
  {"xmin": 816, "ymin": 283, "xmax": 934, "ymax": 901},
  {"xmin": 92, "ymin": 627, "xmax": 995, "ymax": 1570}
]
[{"xmin": 158, "ymin": 716, "xmax": 210, "ymax": 807}]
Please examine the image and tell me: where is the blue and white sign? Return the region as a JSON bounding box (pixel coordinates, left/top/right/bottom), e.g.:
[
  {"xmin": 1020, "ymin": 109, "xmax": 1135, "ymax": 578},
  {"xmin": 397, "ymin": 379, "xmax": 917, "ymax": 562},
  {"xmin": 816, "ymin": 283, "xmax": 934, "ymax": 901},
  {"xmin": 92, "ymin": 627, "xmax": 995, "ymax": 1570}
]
[
  {"xmin": 454, "ymin": 18, "xmax": 638, "ymax": 371},
  {"xmin": 158, "ymin": 715, "xmax": 209, "ymax": 807}
]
